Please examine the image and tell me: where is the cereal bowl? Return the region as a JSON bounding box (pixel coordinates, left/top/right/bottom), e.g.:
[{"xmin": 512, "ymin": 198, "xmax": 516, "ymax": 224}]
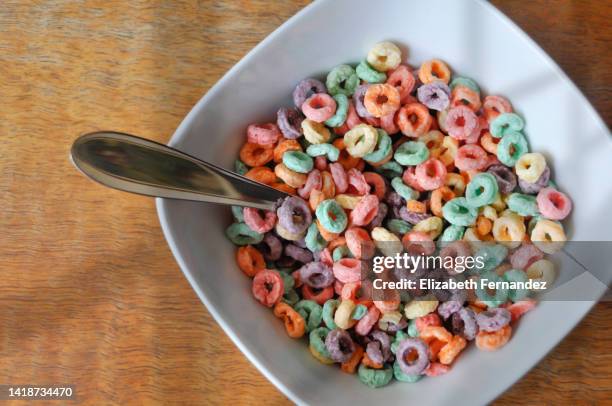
[{"xmin": 157, "ymin": 0, "xmax": 612, "ymax": 404}]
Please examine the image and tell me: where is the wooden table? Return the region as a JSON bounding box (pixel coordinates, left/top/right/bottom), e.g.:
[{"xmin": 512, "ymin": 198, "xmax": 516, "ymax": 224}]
[{"xmin": 1, "ymin": 1, "xmax": 610, "ymax": 404}]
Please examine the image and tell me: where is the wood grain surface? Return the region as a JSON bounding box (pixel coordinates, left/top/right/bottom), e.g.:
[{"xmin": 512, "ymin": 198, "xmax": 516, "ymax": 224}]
[{"xmin": 0, "ymin": 1, "xmax": 610, "ymax": 405}]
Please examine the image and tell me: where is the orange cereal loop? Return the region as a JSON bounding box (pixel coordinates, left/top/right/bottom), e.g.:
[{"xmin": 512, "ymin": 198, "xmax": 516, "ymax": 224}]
[
  {"xmin": 270, "ymin": 182, "xmax": 296, "ymax": 195},
  {"xmin": 245, "ymin": 166, "xmax": 276, "ymax": 185},
  {"xmin": 341, "ymin": 344, "xmax": 364, "ymax": 374},
  {"xmin": 317, "ymin": 219, "xmax": 339, "ymax": 241},
  {"xmin": 333, "ymin": 138, "xmax": 361, "ymax": 169},
  {"xmin": 407, "ymin": 199, "xmax": 427, "ymax": 214},
  {"xmin": 235, "ymin": 246, "xmax": 265, "ymax": 277},
  {"xmin": 418, "ymin": 59, "xmax": 451, "ymax": 84},
  {"xmin": 476, "ymin": 216, "xmax": 493, "ymax": 236},
  {"xmin": 239, "ymin": 142, "xmax": 274, "ymax": 167},
  {"xmin": 320, "ymin": 171, "xmax": 336, "ymax": 198},
  {"xmin": 361, "ymin": 352, "xmax": 384, "ymax": 369},
  {"xmin": 438, "ymin": 335, "xmax": 467, "ymax": 365},
  {"xmin": 476, "ymin": 325, "xmax": 512, "ymax": 351},
  {"xmin": 480, "ymin": 132, "xmax": 500, "ymax": 155},
  {"xmin": 430, "ymin": 186, "xmax": 455, "ymax": 217},
  {"xmin": 396, "ymin": 103, "xmax": 433, "ymax": 138},
  {"xmin": 364, "ymin": 84, "xmax": 401, "ymax": 118},
  {"xmin": 273, "ymin": 302, "xmax": 306, "ymax": 338},
  {"xmin": 309, "ymin": 189, "xmax": 325, "ymax": 211},
  {"xmin": 274, "ymin": 139, "xmax": 302, "ymax": 163}
]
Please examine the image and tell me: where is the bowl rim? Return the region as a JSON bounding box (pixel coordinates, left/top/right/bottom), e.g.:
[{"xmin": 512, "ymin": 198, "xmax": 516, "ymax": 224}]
[{"xmin": 156, "ymin": 0, "xmax": 609, "ymax": 403}]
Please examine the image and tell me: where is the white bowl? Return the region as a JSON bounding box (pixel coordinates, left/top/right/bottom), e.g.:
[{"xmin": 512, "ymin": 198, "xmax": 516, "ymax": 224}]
[{"xmin": 157, "ymin": 0, "xmax": 612, "ymax": 404}]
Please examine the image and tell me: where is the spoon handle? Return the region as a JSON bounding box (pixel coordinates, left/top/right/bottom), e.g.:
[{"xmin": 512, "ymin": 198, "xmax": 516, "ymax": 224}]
[{"xmin": 70, "ymin": 131, "xmax": 288, "ymax": 211}]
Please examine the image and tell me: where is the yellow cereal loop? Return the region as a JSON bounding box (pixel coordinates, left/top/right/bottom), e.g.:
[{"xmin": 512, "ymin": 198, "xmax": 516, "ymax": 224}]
[
  {"xmin": 412, "ymin": 216, "xmax": 443, "ymax": 240},
  {"xmin": 334, "ymin": 299, "xmax": 357, "ymax": 329},
  {"xmin": 275, "ymin": 222, "xmax": 306, "ymax": 241},
  {"xmin": 482, "ymin": 205, "xmax": 498, "ymax": 221},
  {"xmin": 492, "ymin": 213, "xmax": 525, "ymax": 248},
  {"xmin": 491, "ymin": 193, "xmax": 506, "ymax": 212},
  {"xmin": 439, "ymin": 136, "xmax": 459, "ymax": 166},
  {"xmin": 274, "ymin": 163, "xmax": 307, "ymax": 188},
  {"xmin": 335, "ymin": 194, "xmax": 363, "ymax": 210},
  {"xmin": 526, "ymin": 259, "xmax": 556, "ymax": 291},
  {"xmin": 344, "ymin": 124, "xmax": 378, "ymax": 157},
  {"xmin": 404, "ymin": 298, "xmax": 439, "ymax": 320},
  {"xmin": 515, "ymin": 152, "xmax": 546, "ymax": 183},
  {"xmin": 302, "ymin": 118, "xmax": 331, "ymax": 144},
  {"xmin": 463, "ymin": 227, "xmax": 482, "ymax": 243},
  {"xmin": 366, "ymin": 41, "xmax": 402, "ymax": 72},
  {"xmin": 530, "ymin": 219, "xmax": 566, "ymax": 254},
  {"xmin": 371, "ymin": 226, "xmax": 402, "ymax": 256}
]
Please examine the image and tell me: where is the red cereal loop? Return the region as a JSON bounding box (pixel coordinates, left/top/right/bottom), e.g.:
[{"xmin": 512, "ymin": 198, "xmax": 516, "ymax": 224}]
[
  {"xmin": 396, "ymin": 103, "xmax": 433, "ymax": 137},
  {"xmin": 252, "ymin": 270, "xmax": 284, "ymax": 307},
  {"xmin": 247, "ymin": 123, "xmax": 281, "ymax": 146}
]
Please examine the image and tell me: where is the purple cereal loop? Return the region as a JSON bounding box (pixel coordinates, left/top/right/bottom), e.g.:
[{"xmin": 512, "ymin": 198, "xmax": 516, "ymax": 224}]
[
  {"xmin": 277, "ymin": 196, "xmax": 312, "ymax": 235},
  {"xmin": 399, "ymin": 207, "xmax": 432, "ymax": 225},
  {"xmin": 396, "ymin": 338, "xmax": 430, "ymax": 375},
  {"xmin": 368, "ymin": 330, "xmax": 392, "ymax": 363},
  {"xmin": 417, "ymin": 81, "xmax": 451, "ymax": 111},
  {"xmin": 293, "ymin": 78, "xmax": 327, "ymax": 109},
  {"xmin": 487, "ymin": 164, "xmax": 517, "ymax": 194},
  {"xmin": 285, "ymin": 244, "xmax": 314, "ymax": 264},
  {"xmin": 298, "ymin": 261, "xmax": 334, "ymax": 288},
  {"xmin": 325, "ymin": 329, "xmax": 356, "ymax": 363},
  {"xmin": 518, "ymin": 166, "xmax": 550, "ymax": 194},
  {"xmin": 259, "ymin": 233, "xmax": 282, "ymax": 261},
  {"xmin": 384, "ymin": 191, "xmax": 405, "ymax": 207},
  {"xmin": 353, "ymin": 84, "xmax": 373, "ymax": 118},
  {"xmin": 451, "ymin": 307, "xmax": 479, "ymax": 340},
  {"xmin": 277, "ymin": 107, "xmax": 304, "ymax": 140},
  {"xmin": 368, "ymin": 202, "xmax": 389, "ymax": 230},
  {"xmin": 275, "ymin": 255, "xmax": 297, "ymax": 268},
  {"xmin": 476, "ymin": 307, "xmax": 511, "ymax": 332},
  {"xmin": 437, "ymin": 300, "xmax": 463, "ymax": 320},
  {"xmin": 385, "ymin": 316, "xmax": 408, "ymax": 332}
]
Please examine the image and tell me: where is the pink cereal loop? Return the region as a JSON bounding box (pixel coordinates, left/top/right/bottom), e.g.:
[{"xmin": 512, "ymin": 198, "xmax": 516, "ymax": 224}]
[
  {"xmin": 243, "ymin": 208, "xmax": 277, "ymax": 233},
  {"xmin": 298, "ymin": 169, "xmax": 323, "ymax": 199},
  {"xmin": 464, "ymin": 115, "xmax": 488, "ymax": 144},
  {"xmin": 445, "ymin": 106, "xmax": 478, "ymax": 140},
  {"xmin": 345, "ymin": 227, "xmax": 375, "ymax": 259},
  {"xmin": 333, "ymin": 258, "xmax": 363, "ymax": 283},
  {"xmin": 483, "ymin": 95, "xmax": 512, "ymax": 122},
  {"xmin": 386, "ymin": 65, "xmax": 416, "ymax": 104},
  {"xmin": 402, "ymin": 166, "xmax": 426, "ymax": 192},
  {"xmin": 380, "ymin": 110, "xmax": 400, "ymax": 134},
  {"xmin": 330, "ymin": 162, "xmax": 349, "ymax": 193},
  {"xmin": 346, "ymin": 101, "xmax": 364, "ymax": 129},
  {"xmin": 301, "ymin": 93, "xmax": 337, "ymax": 123},
  {"xmin": 415, "ymin": 158, "xmax": 447, "ymax": 190},
  {"xmin": 355, "ymin": 305, "xmax": 381, "ymax": 336},
  {"xmin": 349, "ymin": 194, "xmax": 379, "ymax": 226},
  {"xmin": 347, "ymin": 168, "xmax": 371, "ymax": 195},
  {"xmin": 454, "ymin": 144, "xmax": 488, "ymax": 171},
  {"xmin": 247, "ymin": 123, "xmax": 281, "ymax": 146},
  {"xmin": 319, "ymin": 247, "xmax": 334, "ymax": 266},
  {"xmin": 314, "ymin": 155, "xmax": 328, "ymax": 171},
  {"xmin": 536, "ymin": 187, "xmax": 572, "ymax": 220}
]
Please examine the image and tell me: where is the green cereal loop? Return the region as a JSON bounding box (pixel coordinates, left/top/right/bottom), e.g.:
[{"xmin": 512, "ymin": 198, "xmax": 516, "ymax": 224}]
[
  {"xmin": 305, "ymin": 222, "xmax": 327, "ymax": 253},
  {"xmin": 503, "ymin": 269, "xmax": 530, "ymax": 301},
  {"xmin": 282, "ymin": 289, "xmax": 300, "ymax": 305},
  {"xmin": 324, "ymin": 93, "xmax": 349, "ymax": 127},
  {"xmin": 315, "ymin": 199, "xmax": 348, "ymax": 233},
  {"xmin": 306, "ymin": 143, "xmax": 340, "ymax": 162},
  {"xmin": 474, "ymin": 243, "xmax": 508, "ymax": 273},
  {"xmin": 391, "ymin": 330, "xmax": 410, "ymax": 354},
  {"xmin": 358, "ymin": 365, "xmax": 393, "ymax": 388},
  {"xmin": 450, "ymin": 77, "xmax": 480, "ymax": 93},
  {"xmin": 407, "ymin": 319, "xmax": 419, "ymax": 337},
  {"xmin": 394, "ymin": 141, "xmax": 429, "ymax": 165},
  {"xmin": 309, "ymin": 327, "xmax": 332, "ymax": 358},
  {"xmin": 490, "ymin": 113, "xmax": 524, "ymax": 138},
  {"xmin": 439, "ymin": 225, "xmax": 466, "ymax": 243},
  {"xmin": 442, "ymin": 197, "xmax": 478, "ymax": 226},
  {"xmin": 322, "ymin": 299, "xmax": 339, "ymax": 329},
  {"xmin": 278, "ymin": 271, "xmax": 295, "ymax": 294},
  {"xmin": 326, "ymin": 64, "xmax": 359, "ymax": 96},
  {"xmin": 375, "ymin": 161, "xmax": 403, "ymax": 179},
  {"xmin": 548, "ymin": 179, "xmax": 558, "ymax": 189},
  {"xmin": 497, "ymin": 131, "xmax": 529, "ymax": 167},
  {"xmin": 234, "ymin": 159, "xmax": 248, "ymax": 175},
  {"xmin": 364, "ymin": 129, "xmax": 392, "ymax": 163},
  {"xmin": 225, "ymin": 222, "xmax": 263, "ymax": 245},
  {"xmin": 356, "ymin": 60, "xmax": 387, "ymax": 84},
  {"xmin": 476, "ymin": 271, "xmax": 509, "ymax": 307},
  {"xmin": 386, "ymin": 219, "xmax": 412, "ymax": 236},
  {"xmin": 282, "ymin": 150, "xmax": 313, "ymax": 173},
  {"xmin": 231, "ymin": 206, "xmax": 244, "ymax": 222},
  {"xmin": 393, "ymin": 361, "xmax": 423, "ymax": 383},
  {"xmin": 391, "ymin": 177, "xmax": 418, "ymax": 200},
  {"xmin": 295, "ymin": 300, "xmax": 323, "ymax": 332},
  {"xmin": 466, "ymin": 173, "xmax": 499, "ymax": 208},
  {"xmin": 507, "ymin": 193, "xmax": 539, "ymax": 217},
  {"xmin": 332, "ymin": 245, "xmax": 351, "ymax": 261},
  {"xmin": 351, "ymin": 304, "xmax": 368, "ymax": 320}
]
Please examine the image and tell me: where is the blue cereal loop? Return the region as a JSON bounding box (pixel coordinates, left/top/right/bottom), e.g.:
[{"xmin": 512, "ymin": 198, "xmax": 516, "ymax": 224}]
[
  {"xmin": 439, "ymin": 225, "xmax": 466, "ymax": 243},
  {"xmin": 391, "ymin": 177, "xmax": 418, "ymax": 200},
  {"xmin": 474, "ymin": 243, "xmax": 508, "ymax": 273},
  {"xmin": 442, "ymin": 197, "xmax": 478, "ymax": 226},
  {"xmin": 326, "ymin": 64, "xmax": 359, "ymax": 96},
  {"xmin": 225, "ymin": 222, "xmax": 264, "ymax": 245},
  {"xmin": 356, "ymin": 60, "xmax": 387, "ymax": 84},
  {"xmin": 306, "ymin": 143, "xmax": 340, "ymax": 162},
  {"xmin": 497, "ymin": 131, "xmax": 529, "ymax": 167},
  {"xmin": 305, "ymin": 222, "xmax": 327, "ymax": 252},
  {"xmin": 375, "ymin": 161, "xmax": 403, "ymax": 179},
  {"xmin": 234, "ymin": 159, "xmax": 248, "ymax": 175},
  {"xmin": 283, "ymin": 150, "xmax": 314, "ymax": 173},
  {"xmin": 358, "ymin": 365, "xmax": 393, "ymax": 388},
  {"xmin": 324, "ymin": 93, "xmax": 349, "ymax": 127},
  {"xmin": 394, "ymin": 141, "xmax": 429, "ymax": 165},
  {"xmin": 476, "ymin": 271, "xmax": 509, "ymax": 307},
  {"xmin": 315, "ymin": 199, "xmax": 348, "ymax": 233},
  {"xmin": 450, "ymin": 77, "xmax": 480, "ymax": 93},
  {"xmin": 231, "ymin": 206, "xmax": 244, "ymax": 222},
  {"xmin": 364, "ymin": 129, "xmax": 392, "ymax": 164},
  {"xmin": 295, "ymin": 300, "xmax": 324, "ymax": 332},
  {"xmin": 507, "ymin": 193, "xmax": 539, "ymax": 217},
  {"xmin": 490, "ymin": 113, "xmax": 524, "ymax": 138},
  {"xmin": 466, "ymin": 173, "xmax": 499, "ymax": 207},
  {"xmin": 386, "ymin": 219, "xmax": 412, "ymax": 236}
]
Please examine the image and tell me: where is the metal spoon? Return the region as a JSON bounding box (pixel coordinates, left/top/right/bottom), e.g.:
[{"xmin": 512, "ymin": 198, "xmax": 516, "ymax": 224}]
[{"xmin": 70, "ymin": 131, "xmax": 288, "ymax": 211}]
